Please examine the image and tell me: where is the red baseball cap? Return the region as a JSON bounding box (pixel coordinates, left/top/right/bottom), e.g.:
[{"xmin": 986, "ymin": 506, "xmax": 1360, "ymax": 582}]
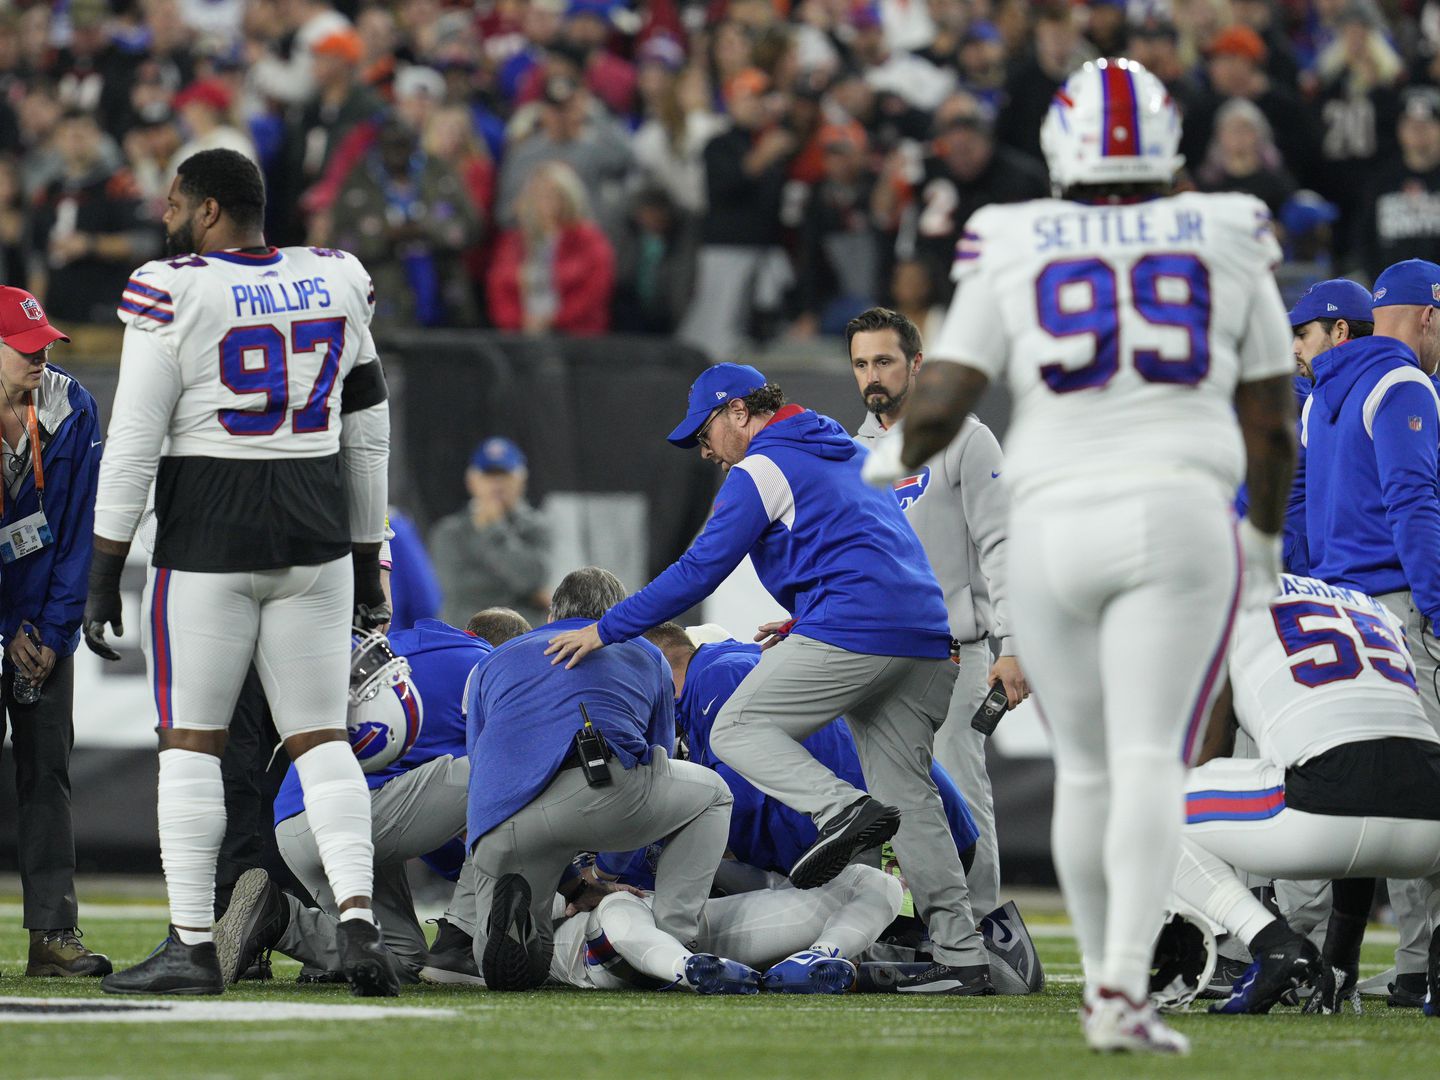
[{"xmin": 0, "ymin": 287, "xmax": 70, "ymax": 354}]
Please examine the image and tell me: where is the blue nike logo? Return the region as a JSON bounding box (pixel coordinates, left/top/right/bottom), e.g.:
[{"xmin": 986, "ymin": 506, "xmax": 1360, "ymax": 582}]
[{"xmin": 991, "ymin": 471, "xmax": 1001, "ymax": 479}]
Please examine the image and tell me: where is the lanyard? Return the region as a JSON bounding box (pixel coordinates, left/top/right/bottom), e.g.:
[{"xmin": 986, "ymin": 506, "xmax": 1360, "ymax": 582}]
[{"xmin": 1, "ymin": 402, "xmax": 43, "ymax": 517}]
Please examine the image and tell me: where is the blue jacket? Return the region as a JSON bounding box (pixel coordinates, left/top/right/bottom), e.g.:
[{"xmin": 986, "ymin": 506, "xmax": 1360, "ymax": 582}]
[
  {"xmin": 1237, "ymin": 374, "xmax": 1311, "ymax": 575},
  {"xmin": 662, "ymin": 640, "xmax": 979, "ymax": 874},
  {"xmin": 386, "ymin": 510, "xmax": 443, "ymax": 631},
  {"xmin": 0, "ymin": 365, "xmax": 101, "ymax": 658},
  {"xmin": 273, "ymin": 619, "xmax": 489, "ymax": 824},
  {"xmin": 1305, "ymin": 336, "xmax": 1440, "ymax": 617},
  {"xmin": 597, "ymin": 407, "xmax": 952, "ymax": 659},
  {"xmin": 466, "ymin": 618, "xmax": 675, "ymax": 845}
]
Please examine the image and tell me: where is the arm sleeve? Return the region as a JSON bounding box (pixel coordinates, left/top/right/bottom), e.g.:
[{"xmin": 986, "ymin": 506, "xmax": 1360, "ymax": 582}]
[
  {"xmin": 93, "ymin": 324, "xmax": 184, "ymax": 543},
  {"xmin": 1372, "ymin": 382, "xmax": 1440, "ymax": 619},
  {"xmin": 339, "ymin": 328, "xmax": 389, "ymax": 545},
  {"xmin": 954, "ymin": 423, "xmax": 1013, "ymax": 651},
  {"xmin": 596, "ymin": 468, "xmax": 775, "ymax": 644},
  {"xmin": 37, "ymin": 402, "xmax": 101, "ymax": 654}
]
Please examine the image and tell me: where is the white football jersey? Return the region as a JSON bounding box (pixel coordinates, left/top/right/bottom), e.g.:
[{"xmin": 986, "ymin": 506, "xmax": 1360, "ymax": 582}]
[
  {"xmin": 1228, "ymin": 574, "xmax": 1438, "ymax": 766},
  {"xmin": 929, "ymin": 192, "xmax": 1293, "ymax": 502}
]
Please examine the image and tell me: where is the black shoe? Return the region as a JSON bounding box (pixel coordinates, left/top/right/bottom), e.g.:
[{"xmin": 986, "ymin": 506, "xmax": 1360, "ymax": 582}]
[
  {"xmin": 419, "ymin": 918, "xmax": 482, "ymax": 985},
  {"xmin": 1210, "ymin": 936, "xmax": 1327, "ymax": 1014},
  {"xmin": 483, "ymin": 874, "xmax": 542, "ymax": 991},
  {"xmin": 101, "ymin": 927, "xmax": 223, "ymax": 996},
  {"xmin": 214, "ymin": 868, "xmax": 290, "ymax": 985},
  {"xmin": 338, "ymin": 918, "xmax": 400, "ymax": 997},
  {"xmin": 1390, "ymin": 970, "xmax": 1428, "ymax": 1009},
  {"xmin": 790, "ymin": 798, "xmax": 901, "ymax": 890},
  {"xmin": 1198, "ymin": 954, "xmax": 1251, "ymax": 999},
  {"xmin": 238, "ymin": 957, "xmax": 273, "ymax": 981},
  {"xmin": 889, "ymin": 961, "xmax": 995, "ymax": 996},
  {"xmin": 854, "ymin": 961, "xmax": 933, "ymax": 993},
  {"xmin": 1304, "ymin": 963, "xmax": 1361, "ymax": 1015},
  {"xmin": 26, "ymin": 928, "xmax": 113, "ymax": 977},
  {"xmin": 297, "ymin": 965, "xmax": 347, "ymax": 984},
  {"xmin": 1425, "ymin": 926, "xmax": 1439, "ymax": 1017}
]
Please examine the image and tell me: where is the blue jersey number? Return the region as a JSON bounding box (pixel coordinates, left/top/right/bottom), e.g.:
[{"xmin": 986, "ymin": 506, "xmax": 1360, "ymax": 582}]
[
  {"xmin": 1271, "ymin": 600, "xmax": 1416, "ymax": 690},
  {"xmin": 1036, "ymin": 252, "xmax": 1211, "ymax": 393},
  {"xmin": 218, "ymin": 317, "xmax": 346, "ymax": 436}
]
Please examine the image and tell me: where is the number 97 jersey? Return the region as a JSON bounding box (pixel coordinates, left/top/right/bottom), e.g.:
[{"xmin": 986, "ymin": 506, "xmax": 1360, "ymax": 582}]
[{"xmin": 928, "ymin": 191, "xmax": 1294, "ymax": 503}]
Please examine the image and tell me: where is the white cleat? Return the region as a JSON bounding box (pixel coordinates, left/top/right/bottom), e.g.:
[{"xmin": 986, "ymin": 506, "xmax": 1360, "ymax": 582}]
[{"xmin": 1083, "ymin": 989, "xmax": 1191, "ymax": 1055}]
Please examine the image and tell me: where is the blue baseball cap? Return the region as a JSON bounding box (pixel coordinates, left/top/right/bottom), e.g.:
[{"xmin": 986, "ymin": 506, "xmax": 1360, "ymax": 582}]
[
  {"xmin": 470, "ymin": 436, "xmax": 526, "ymax": 473},
  {"xmin": 1287, "ymin": 279, "xmax": 1373, "ymax": 329},
  {"xmin": 1371, "ymin": 259, "xmax": 1440, "ymax": 309},
  {"xmin": 668, "ymin": 363, "xmax": 768, "ymax": 448}
]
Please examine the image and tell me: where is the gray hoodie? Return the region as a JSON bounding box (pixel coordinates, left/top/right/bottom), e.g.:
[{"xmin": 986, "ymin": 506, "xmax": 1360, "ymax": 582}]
[{"xmin": 855, "ymin": 411, "xmax": 1013, "ymax": 655}]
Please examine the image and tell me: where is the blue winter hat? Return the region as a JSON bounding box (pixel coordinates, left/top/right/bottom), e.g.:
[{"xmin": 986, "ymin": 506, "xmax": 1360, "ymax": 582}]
[
  {"xmin": 668, "ymin": 363, "xmax": 768, "ymax": 448},
  {"xmin": 1371, "ymin": 259, "xmax": 1440, "ymax": 309},
  {"xmin": 470, "ymin": 436, "xmax": 527, "ymax": 473},
  {"xmin": 1287, "ymin": 279, "xmax": 1374, "ymax": 329}
]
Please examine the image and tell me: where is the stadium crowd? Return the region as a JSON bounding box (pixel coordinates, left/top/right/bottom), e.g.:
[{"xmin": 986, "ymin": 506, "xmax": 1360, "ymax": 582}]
[{"xmin": 8, "ymin": 0, "xmax": 1440, "ymax": 352}]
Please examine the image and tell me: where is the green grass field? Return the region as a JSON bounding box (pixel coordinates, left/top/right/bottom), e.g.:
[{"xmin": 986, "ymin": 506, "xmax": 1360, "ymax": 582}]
[{"xmin": 0, "ymin": 908, "xmax": 1431, "ymax": 1080}]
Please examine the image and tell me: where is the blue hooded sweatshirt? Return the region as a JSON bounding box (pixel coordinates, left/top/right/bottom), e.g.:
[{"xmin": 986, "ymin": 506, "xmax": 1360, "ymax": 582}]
[
  {"xmin": 596, "ymin": 406, "xmax": 952, "ymax": 659},
  {"xmin": 1305, "ymin": 335, "xmax": 1440, "ymax": 618}
]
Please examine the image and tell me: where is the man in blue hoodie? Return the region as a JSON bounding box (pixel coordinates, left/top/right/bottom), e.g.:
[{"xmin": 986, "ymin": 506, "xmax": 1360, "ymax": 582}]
[
  {"xmin": 547, "ymin": 365, "xmax": 991, "ymax": 994},
  {"xmin": 1304, "ymin": 258, "xmax": 1440, "ymax": 1004}
]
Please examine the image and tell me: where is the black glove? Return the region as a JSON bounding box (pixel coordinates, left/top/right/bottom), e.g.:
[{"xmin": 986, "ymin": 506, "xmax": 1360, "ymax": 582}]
[
  {"xmin": 83, "ymin": 549, "xmax": 126, "ymax": 661},
  {"xmin": 353, "ymin": 546, "xmax": 389, "ymax": 631}
]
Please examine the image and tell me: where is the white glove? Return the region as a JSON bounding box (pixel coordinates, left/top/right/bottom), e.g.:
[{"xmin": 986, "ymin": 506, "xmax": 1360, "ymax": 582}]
[
  {"xmin": 1238, "ymin": 518, "xmax": 1282, "ymax": 613},
  {"xmin": 860, "ymin": 434, "xmax": 907, "ymax": 489}
]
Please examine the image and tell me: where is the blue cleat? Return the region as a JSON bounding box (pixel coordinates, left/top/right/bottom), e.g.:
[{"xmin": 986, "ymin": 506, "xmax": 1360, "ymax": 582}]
[
  {"xmin": 1209, "ymin": 936, "xmax": 1326, "ymax": 1015},
  {"xmin": 763, "ymin": 948, "xmax": 856, "ymax": 994},
  {"xmin": 684, "ymin": 953, "xmax": 761, "ymax": 995}
]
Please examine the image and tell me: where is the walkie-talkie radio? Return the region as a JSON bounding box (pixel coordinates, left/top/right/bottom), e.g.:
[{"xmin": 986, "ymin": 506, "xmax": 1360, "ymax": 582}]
[
  {"xmin": 575, "ymin": 703, "xmax": 613, "ymax": 787},
  {"xmin": 971, "ymin": 679, "xmax": 1010, "ymax": 737}
]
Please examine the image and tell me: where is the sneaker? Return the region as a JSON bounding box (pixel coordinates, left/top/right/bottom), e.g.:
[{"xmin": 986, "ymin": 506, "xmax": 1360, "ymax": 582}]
[
  {"xmin": 238, "ymin": 957, "xmax": 273, "ymax": 981},
  {"xmin": 101, "ymin": 927, "xmax": 223, "ymax": 996},
  {"xmin": 26, "ymin": 928, "xmax": 112, "ymax": 977},
  {"xmin": 419, "ymin": 918, "xmax": 483, "ymax": 986},
  {"xmin": 1389, "ymin": 971, "xmax": 1428, "ymax": 1009},
  {"xmin": 338, "ymin": 917, "xmax": 400, "ymax": 997},
  {"xmin": 1198, "ymin": 954, "xmax": 1251, "ymax": 999},
  {"xmin": 891, "ymin": 961, "xmax": 995, "ymax": 996},
  {"xmin": 214, "ymin": 868, "xmax": 290, "ymax": 985},
  {"xmin": 790, "ymin": 797, "xmax": 901, "ymax": 890},
  {"xmin": 483, "ymin": 874, "xmax": 542, "ymax": 992},
  {"xmin": 854, "ymin": 961, "xmax": 933, "ymax": 992},
  {"xmin": 762, "ymin": 947, "xmax": 855, "ymax": 994},
  {"xmin": 297, "ymin": 965, "xmax": 346, "ymax": 984},
  {"xmin": 683, "ymin": 953, "xmax": 761, "ymax": 995},
  {"xmin": 1084, "ymin": 988, "xmax": 1190, "ymax": 1054},
  {"xmin": 1425, "ymin": 925, "xmax": 1440, "ymax": 1018},
  {"xmin": 1209, "ymin": 935, "xmax": 1327, "ymax": 1014},
  {"xmin": 1303, "ymin": 963, "xmax": 1361, "ymax": 1015}
]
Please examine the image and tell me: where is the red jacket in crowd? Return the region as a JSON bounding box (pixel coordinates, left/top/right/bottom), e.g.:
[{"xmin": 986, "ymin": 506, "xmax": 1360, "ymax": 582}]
[{"xmin": 486, "ymin": 221, "xmax": 616, "ymax": 335}]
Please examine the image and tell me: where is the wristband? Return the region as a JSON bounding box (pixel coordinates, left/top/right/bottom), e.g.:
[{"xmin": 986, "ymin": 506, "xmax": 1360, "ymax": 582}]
[
  {"xmin": 353, "ymin": 546, "xmax": 385, "ymax": 610},
  {"xmin": 88, "ymin": 548, "xmax": 126, "ymax": 594}
]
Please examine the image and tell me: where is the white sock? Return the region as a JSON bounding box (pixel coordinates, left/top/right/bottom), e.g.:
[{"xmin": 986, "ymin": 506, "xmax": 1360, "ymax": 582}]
[
  {"xmin": 157, "ymin": 748, "xmax": 226, "ymax": 935},
  {"xmin": 340, "ymin": 907, "xmax": 377, "ymax": 925},
  {"xmin": 811, "ymin": 864, "xmax": 903, "ymax": 958},
  {"xmin": 1052, "ymin": 765, "xmax": 1110, "ymax": 991},
  {"xmin": 293, "ymin": 740, "xmax": 374, "ymax": 904},
  {"xmin": 175, "ymin": 926, "xmax": 214, "ymax": 946}
]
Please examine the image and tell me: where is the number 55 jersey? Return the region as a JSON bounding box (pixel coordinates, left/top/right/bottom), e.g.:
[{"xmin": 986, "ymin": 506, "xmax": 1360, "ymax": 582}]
[
  {"xmin": 930, "ymin": 192, "xmax": 1294, "ymax": 503},
  {"xmin": 97, "ymin": 247, "xmax": 387, "ymax": 571},
  {"xmin": 1230, "ymin": 574, "xmax": 1437, "ymax": 767}
]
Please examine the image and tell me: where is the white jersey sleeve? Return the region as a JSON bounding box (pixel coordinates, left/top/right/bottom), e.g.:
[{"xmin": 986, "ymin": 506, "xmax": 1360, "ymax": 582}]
[{"xmin": 1209, "ymin": 196, "xmax": 1292, "ymax": 384}]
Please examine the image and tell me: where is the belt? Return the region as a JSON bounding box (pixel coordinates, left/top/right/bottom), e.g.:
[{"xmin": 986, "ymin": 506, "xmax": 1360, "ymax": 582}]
[{"xmin": 557, "ymin": 742, "xmax": 614, "ymax": 772}]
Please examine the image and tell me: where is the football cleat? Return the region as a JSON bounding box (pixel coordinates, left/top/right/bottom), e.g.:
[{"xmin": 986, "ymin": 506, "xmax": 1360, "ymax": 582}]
[
  {"xmin": 684, "ymin": 953, "xmax": 761, "ymax": 995},
  {"xmin": 1303, "ymin": 963, "xmax": 1361, "ymax": 1015},
  {"xmin": 101, "ymin": 927, "xmax": 224, "ymax": 996},
  {"xmin": 419, "ymin": 918, "xmax": 483, "ymax": 986},
  {"xmin": 1390, "ymin": 971, "xmax": 1428, "ymax": 1009},
  {"xmin": 762, "ymin": 947, "xmax": 856, "ymax": 994},
  {"xmin": 338, "ymin": 917, "xmax": 400, "ymax": 997},
  {"xmin": 1084, "ymin": 988, "xmax": 1190, "ymax": 1055},
  {"xmin": 790, "ymin": 797, "xmax": 901, "ymax": 890},
  {"xmin": 1209, "ymin": 935, "xmax": 1328, "ymax": 1014},
  {"xmin": 214, "ymin": 868, "xmax": 290, "ymax": 985}
]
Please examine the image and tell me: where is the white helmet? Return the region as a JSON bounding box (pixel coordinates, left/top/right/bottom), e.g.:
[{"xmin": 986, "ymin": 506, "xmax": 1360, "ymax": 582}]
[
  {"xmin": 346, "ymin": 630, "xmax": 422, "ymax": 773},
  {"xmin": 1039, "ymin": 57, "xmax": 1183, "ymax": 193},
  {"xmin": 1148, "ymin": 907, "xmax": 1218, "ymax": 1011}
]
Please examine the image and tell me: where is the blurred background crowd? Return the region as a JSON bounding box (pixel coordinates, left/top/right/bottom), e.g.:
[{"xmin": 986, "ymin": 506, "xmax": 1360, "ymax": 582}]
[{"xmin": 6, "ymin": 0, "xmax": 1440, "ymax": 357}]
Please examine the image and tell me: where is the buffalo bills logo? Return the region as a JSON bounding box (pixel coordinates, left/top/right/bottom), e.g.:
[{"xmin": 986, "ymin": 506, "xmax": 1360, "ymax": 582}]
[
  {"xmin": 20, "ymin": 298, "xmax": 43, "ymax": 322},
  {"xmin": 349, "ymin": 721, "xmax": 390, "ymax": 760},
  {"xmin": 892, "ymin": 467, "xmax": 932, "ymax": 511}
]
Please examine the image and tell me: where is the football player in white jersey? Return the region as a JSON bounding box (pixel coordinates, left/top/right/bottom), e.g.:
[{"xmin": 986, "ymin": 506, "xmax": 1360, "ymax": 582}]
[
  {"xmin": 1177, "ymin": 575, "xmax": 1440, "ymax": 1016},
  {"xmin": 81, "ymin": 150, "xmax": 395, "ymax": 996},
  {"xmin": 865, "ymin": 60, "xmax": 1297, "ymax": 1052}
]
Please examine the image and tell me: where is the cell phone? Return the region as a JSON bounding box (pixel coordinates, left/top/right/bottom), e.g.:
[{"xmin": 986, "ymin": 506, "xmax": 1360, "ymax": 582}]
[{"xmin": 970, "ymin": 679, "xmax": 1010, "ymax": 736}]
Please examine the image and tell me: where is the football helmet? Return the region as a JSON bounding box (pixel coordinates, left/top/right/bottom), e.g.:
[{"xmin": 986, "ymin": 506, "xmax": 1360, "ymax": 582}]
[
  {"xmin": 1149, "ymin": 907, "xmax": 1218, "ymax": 1011},
  {"xmin": 1039, "ymin": 57, "xmax": 1183, "ymax": 193},
  {"xmin": 347, "ymin": 630, "xmax": 422, "ymax": 773}
]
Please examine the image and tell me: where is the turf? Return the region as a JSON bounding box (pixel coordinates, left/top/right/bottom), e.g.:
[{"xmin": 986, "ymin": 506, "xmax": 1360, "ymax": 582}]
[{"xmin": 0, "ymin": 913, "xmax": 1431, "ymax": 1079}]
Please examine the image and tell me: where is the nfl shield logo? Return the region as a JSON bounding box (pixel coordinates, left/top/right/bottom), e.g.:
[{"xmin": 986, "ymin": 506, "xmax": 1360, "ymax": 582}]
[
  {"xmin": 892, "ymin": 467, "xmax": 932, "ymax": 511},
  {"xmin": 1411, "ymin": 416, "xmax": 1424, "ymax": 432},
  {"xmin": 20, "ymin": 297, "xmax": 43, "ymax": 322}
]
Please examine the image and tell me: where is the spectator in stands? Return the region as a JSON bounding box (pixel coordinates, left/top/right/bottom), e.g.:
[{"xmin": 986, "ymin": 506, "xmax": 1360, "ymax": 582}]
[
  {"xmin": 955, "ymin": 22, "xmax": 1008, "ymax": 116},
  {"xmin": 50, "ymin": 0, "xmax": 138, "ymax": 135},
  {"xmin": 429, "ymin": 437, "xmax": 552, "ymax": 630},
  {"xmin": 487, "ymin": 160, "xmax": 615, "ymax": 335},
  {"xmin": 612, "ymin": 185, "xmax": 698, "ymax": 334},
  {"xmin": 631, "ymin": 45, "xmax": 723, "ymax": 217},
  {"xmin": 793, "ymin": 121, "xmax": 881, "ymax": 338},
  {"xmin": 1195, "ymin": 98, "xmax": 1297, "ymax": 216},
  {"xmin": 1231, "ymin": 0, "xmax": 1302, "ymax": 90},
  {"xmin": 889, "ymin": 257, "xmax": 946, "ymax": 345},
  {"xmin": 546, "ymin": 3, "xmax": 637, "ymax": 118},
  {"xmin": 28, "ymin": 110, "xmax": 158, "ymax": 325},
  {"xmin": 423, "ymin": 103, "xmax": 497, "ymax": 305},
  {"xmin": 248, "ymin": 0, "xmax": 350, "ymax": 107},
  {"xmin": 0, "ymin": 159, "xmax": 25, "ymax": 286},
  {"xmin": 331, "ymin": 120, "xmax": 480, "ymax": 328},
  {"xmin": 122, "ymin": 110, "xmax": 184, "ymax": 211},
  {"xmin": 998, "ymin": 3, "xmax": 1092, "ymax": 164},
  {"xmin": 15, "ymin": 85, "xmax": 67, "ymax": 199},
  {"xmin": 1126, "ymin": 19, "xmax": 1202, "ymax": 122},
  {"xmin": 1355, "ymin": 87, "xmax": 1440, "ymax": 281},
  {"xmin": 173, "ymin": 78, "xmax": 257, "ymax": 166},
  {"xmin": 1082, "ymin": 0, "xmax": 1129, "ymax": 57},
  {"xmin": 855, "ymin": 4, "xmax": 955, "ymax": 113},
  {"xmin": 500, "ymin": 0, "xmax": 568, "ymax": 104}
]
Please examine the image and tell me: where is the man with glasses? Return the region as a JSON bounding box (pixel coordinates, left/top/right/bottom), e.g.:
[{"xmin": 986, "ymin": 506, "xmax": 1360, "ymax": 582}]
[
  {"xmin": 547, "ymin": 363, "xmax": 995, "ymax": 995},
  {"xmin": 0, "ymin": 285, "xmax": 111, "ymax": 978}
]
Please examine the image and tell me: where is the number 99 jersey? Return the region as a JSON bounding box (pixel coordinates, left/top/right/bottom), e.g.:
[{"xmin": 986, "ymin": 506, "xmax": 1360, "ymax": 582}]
[
  {"xmin": 928, "ymin": 192, "xmax": 1294, "ymax": 503},
  {"xmin": 1229, "ymin": 574, "xmax": 1437, "ymax": 767}
]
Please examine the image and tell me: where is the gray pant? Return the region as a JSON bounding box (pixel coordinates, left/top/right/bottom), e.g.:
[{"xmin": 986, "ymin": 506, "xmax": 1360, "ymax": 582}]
[
  {"xmin": 1376, "ymin": 589, "xmax": 1439, "ymax": 975},
  {"xmin": 708, "ymin": 634, "xmax": 984, "ymax": 966},
  {"xmin": 938, "ymin": 641, "xmax": 1000, "ymax": 919},
  {"xmin": 677, "ymin": 245, "xmax": 791, "ymax": 361},
  {"xmin": 468, "ymin": 748, "xmax": 732, "ymax": 981},
  {"xmin": 275, "ymin": 754, "xmax": 475, "ymax": 973}
]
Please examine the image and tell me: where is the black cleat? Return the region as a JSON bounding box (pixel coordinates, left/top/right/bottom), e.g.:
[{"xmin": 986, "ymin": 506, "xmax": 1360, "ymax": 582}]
[
  {"xmin": 1210, "ymin": 935, "xmax": 1327, "ymax": 1014},
  {"xmin": 419, "ymin": 918, "xmax": 483, "ymax": 985},
  {"xmin": 1425, "ymin": 928, "xmax": 1440, "ymax": 1017},
  {"xmin": 214, "ymin": 868, "xmax": 290, "ymax": 985},
  {"xmin": 101, "ymin": 927, "xmax": 224, "ymax": 996},
  {"xmin": 339, "ymin": 917, "xmax": 400, "ymax": 997},
  {"xmin": 854, "ymin": 961, "xmax": 933, "ymax": 993},
  {"xmin": 1390, "ymin": 971, "xmax": 1428, "ymax": 1009},
  {"xmin": 890, "ymin": 961, "xmax": 996, "ymax": 996},
  {"xmin": 790, "ymin": 797, "xmax": 901, "ymax": 890},
  {"xmin": 1304, "ymin": 963, "xmax": 1361, "ymax": 1015},
  {"xmin": 483, "ymin": 874, "xmax": 542, "ymax": 991}
]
